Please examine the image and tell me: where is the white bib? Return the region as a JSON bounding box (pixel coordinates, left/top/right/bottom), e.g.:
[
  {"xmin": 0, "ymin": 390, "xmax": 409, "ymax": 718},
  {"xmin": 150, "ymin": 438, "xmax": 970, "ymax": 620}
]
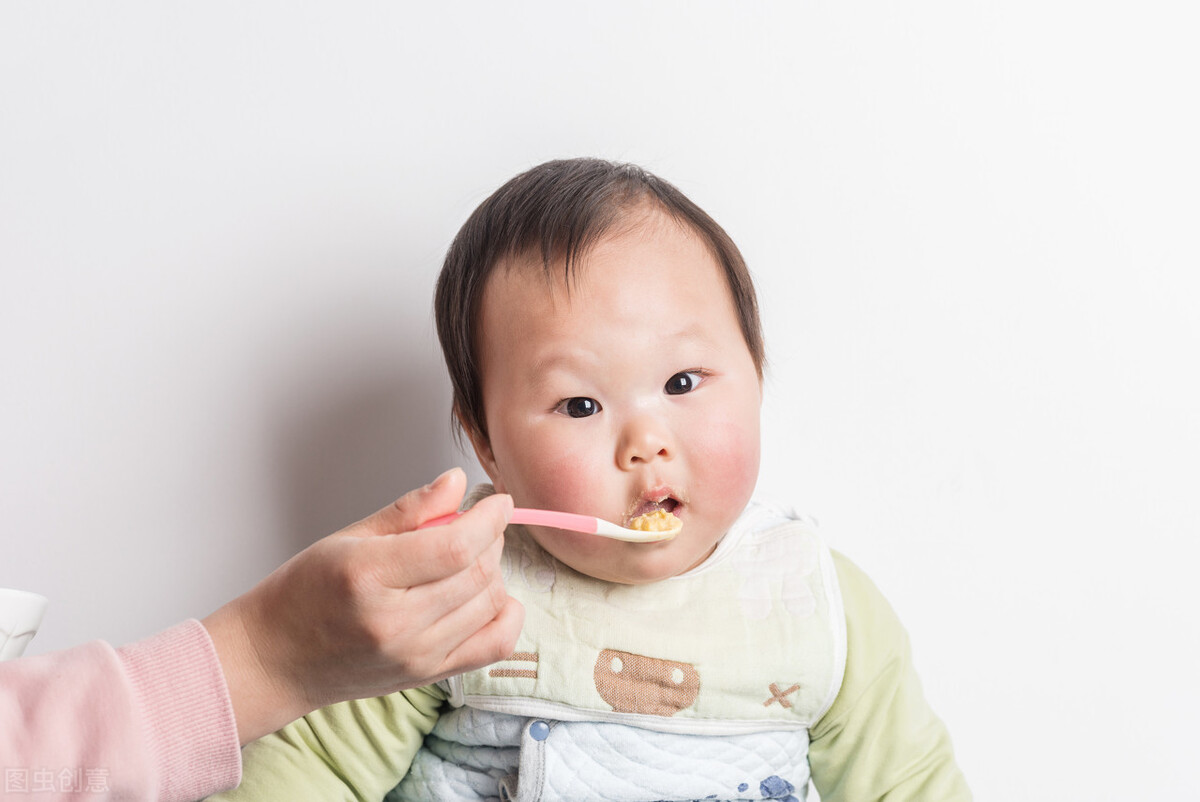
[{"xmin": 445, "ymin": 497, "xmax": 847, "ymax": 737}]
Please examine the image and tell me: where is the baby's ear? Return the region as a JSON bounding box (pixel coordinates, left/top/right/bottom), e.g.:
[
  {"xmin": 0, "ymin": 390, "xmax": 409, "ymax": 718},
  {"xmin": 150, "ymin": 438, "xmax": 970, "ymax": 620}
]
[{"xmin": 458, "ymin": 409, "xmax": 505, "ymax": 491}]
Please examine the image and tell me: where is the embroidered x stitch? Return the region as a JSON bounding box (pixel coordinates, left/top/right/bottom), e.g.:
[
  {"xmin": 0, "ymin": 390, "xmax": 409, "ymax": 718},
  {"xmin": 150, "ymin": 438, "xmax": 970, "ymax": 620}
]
[{"xmin": 763, "ymin": 683, "xmax": 801, "ymax": 708}]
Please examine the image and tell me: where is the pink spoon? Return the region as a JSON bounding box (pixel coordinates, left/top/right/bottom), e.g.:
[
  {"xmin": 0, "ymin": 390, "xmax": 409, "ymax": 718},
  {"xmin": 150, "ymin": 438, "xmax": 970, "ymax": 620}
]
[{"xmin": 420, "ymin": 507, "xmax": 680, "ymax": 543}]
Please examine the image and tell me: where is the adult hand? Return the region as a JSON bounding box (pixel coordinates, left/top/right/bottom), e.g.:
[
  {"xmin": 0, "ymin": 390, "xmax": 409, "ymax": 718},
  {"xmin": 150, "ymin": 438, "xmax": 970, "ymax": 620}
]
[{"xmin": 201, "ymin": 467, "xmax": 522, "ymax": 745}]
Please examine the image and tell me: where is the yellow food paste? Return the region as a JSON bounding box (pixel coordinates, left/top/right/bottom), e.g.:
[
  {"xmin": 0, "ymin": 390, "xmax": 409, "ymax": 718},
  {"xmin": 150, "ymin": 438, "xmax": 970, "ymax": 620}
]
[{"xmin": 629, "ymin": 508, "xmax": 682, "ymax": 532}]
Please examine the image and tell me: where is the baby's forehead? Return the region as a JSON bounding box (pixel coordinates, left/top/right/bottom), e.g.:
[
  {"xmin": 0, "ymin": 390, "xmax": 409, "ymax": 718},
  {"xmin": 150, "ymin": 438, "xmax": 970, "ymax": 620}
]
[
  {"xmin": 475, "ymin": 213, "xmax": 732, "ymax": 364},
  {"xmin": 487, "ymin": 207, "xmax": 705, "ymax": 296}
]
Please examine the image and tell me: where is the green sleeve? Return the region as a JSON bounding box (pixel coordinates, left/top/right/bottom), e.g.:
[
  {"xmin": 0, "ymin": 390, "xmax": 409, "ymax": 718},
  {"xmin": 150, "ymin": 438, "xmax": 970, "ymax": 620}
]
[
  {"xmin": 808, "ymin": 552, "xmax": 971, "ymax": 802},
  {"xmin": 206, "ymin": 684, "xmax": 446, "ymax": 802}
]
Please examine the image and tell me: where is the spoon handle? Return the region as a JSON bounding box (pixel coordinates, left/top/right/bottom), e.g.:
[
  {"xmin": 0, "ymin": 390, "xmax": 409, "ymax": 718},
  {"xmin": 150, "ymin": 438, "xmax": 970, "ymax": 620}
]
[{"xmin": 419, "ymin": 508, "xmax": 676, "ymax": 543}]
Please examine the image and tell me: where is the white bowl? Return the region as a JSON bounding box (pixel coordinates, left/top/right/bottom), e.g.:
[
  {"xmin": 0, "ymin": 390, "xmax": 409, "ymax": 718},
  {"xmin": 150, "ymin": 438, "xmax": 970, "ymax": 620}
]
[{"xmin": 0, "ymin": 588, "xmax": 49, "ymax": 661}]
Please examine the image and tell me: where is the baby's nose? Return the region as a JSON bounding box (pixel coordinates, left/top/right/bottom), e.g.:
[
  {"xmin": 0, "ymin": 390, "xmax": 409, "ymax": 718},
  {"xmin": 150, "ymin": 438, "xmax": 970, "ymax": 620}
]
[{"xmin": 617, "ymin": 414, "xmax": 673, "ymax": 467}]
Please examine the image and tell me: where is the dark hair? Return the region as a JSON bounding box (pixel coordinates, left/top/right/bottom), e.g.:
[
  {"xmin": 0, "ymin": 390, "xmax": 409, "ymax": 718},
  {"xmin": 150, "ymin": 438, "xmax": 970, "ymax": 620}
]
[{"xmin": 435, "ymin": 157, "xmax": 764, "ymax": 443}]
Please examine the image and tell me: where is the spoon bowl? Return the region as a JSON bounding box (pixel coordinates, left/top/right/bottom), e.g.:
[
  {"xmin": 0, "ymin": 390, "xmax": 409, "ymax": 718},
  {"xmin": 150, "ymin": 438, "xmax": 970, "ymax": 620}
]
[{"xmin": 420, "ymin": 507, "xmax": 680, "ymax": 543}]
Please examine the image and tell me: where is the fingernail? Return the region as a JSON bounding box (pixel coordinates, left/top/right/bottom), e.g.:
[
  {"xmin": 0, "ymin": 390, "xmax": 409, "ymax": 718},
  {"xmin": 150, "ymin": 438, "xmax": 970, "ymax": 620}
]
[{"xmin": 429, "ymin": 467, "xmax": 459, "ymax": 490}]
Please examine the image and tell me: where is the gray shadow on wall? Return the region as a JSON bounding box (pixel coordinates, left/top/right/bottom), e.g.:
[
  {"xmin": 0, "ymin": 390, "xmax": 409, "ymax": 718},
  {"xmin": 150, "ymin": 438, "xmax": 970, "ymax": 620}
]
[{"xmin": 269, "ymin": 339, "xmax": 470, "ymax": 554}]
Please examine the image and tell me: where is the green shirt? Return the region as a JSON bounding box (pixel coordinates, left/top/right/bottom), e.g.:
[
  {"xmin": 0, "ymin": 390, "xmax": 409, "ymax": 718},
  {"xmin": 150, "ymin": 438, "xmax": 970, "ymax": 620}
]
[{"xmin": 210, "ymin": 552, "xmax": 970, "ymax": 802}]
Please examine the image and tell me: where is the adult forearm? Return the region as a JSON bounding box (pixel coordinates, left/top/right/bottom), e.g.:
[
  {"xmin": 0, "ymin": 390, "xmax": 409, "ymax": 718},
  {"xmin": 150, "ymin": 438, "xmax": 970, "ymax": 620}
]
[{"xmin": 0, "ymin": 620, "xmax": 241, "ymax": 802}]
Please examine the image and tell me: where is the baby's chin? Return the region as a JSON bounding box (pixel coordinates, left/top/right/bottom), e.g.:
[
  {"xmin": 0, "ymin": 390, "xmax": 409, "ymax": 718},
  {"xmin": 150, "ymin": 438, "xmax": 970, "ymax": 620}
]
[{"xmin": 530, "ymin": 530, "xmax": 717, "ymax": 585}]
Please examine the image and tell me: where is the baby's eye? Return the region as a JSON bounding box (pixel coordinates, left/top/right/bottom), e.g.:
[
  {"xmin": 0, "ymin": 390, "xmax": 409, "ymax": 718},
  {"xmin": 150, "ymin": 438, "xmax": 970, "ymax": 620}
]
[
  {"xmin": 556, "ymin": 397, "xmax": 602, "ymax": 418},
  {"xmin": 665, "ymin": 371, "xmax": 704, "ymax": 395}
]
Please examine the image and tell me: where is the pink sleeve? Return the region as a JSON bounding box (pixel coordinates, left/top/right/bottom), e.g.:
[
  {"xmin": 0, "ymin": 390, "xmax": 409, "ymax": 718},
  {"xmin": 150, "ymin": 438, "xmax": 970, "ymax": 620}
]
[{"xmin": 0, "ymin": 619, "xmax": 242, "ymax": 801}]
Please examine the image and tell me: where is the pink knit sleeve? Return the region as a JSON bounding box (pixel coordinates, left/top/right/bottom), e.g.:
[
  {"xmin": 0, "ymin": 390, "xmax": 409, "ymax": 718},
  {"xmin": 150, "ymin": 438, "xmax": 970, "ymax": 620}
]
[{"xmin": 0, "ymin": 619, "xmax": 241, "ymax": 801}]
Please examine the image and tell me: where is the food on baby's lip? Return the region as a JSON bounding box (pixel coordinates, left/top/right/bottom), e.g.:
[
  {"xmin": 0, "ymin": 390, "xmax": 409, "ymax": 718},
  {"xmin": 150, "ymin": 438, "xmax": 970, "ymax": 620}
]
[{"xmin": 629, "ymin": 508, "xmax": 682, "ymax": 533}]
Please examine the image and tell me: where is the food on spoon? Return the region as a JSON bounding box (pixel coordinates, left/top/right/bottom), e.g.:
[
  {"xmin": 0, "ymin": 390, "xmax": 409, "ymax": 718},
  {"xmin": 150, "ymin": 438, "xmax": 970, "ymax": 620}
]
[{"xmin": 629, "ymin": 508, "xmax": 682, "ymax": 533}]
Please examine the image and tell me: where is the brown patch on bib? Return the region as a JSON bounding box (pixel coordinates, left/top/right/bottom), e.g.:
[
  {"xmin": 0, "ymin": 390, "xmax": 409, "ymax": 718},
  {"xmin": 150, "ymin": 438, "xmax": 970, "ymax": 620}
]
[
  {"xmin": 489, "ymin": 651, "xmax": 539, "ymax": 679},
  {"xmin": 593, "ymin": 648, "xmax": 700, "ymax": 716}
]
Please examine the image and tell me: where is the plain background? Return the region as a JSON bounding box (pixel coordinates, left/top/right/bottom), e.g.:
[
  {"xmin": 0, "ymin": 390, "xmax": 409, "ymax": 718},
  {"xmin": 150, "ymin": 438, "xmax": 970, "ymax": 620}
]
[{"xmin": 3, "ymin": 3, "xmax": 1198, "ymax": 799}]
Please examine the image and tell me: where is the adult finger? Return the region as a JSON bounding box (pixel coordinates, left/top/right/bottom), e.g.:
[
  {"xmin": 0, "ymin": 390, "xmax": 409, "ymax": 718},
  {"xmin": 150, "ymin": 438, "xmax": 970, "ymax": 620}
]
[
  {"xmin": 434, "ymin": 596, "xmax": 526, "ymax": 680},
  {"xmin": 364, "ymin": 493, "xmax": 513, "ymax": 590},
  {"xmin": 386, "ymin": 531, "xmax": 507, "ymax": 634},
  {"xmin": 347, "ymin": 467, "xmax": 469, "ymax": 538},
  {"xmin": 398, "ymin": 595, "xmax": 525, "ymax": 688},
  {"xmin": 416, "ymin": 554, "xmax": 511, "ymax": 648}
]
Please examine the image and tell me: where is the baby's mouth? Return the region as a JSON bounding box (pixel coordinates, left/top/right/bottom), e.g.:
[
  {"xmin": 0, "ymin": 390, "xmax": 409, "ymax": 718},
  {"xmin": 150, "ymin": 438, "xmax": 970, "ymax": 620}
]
[{"xmin": 626, "ymin": 492, "xmax": 684, "ymax": 524}]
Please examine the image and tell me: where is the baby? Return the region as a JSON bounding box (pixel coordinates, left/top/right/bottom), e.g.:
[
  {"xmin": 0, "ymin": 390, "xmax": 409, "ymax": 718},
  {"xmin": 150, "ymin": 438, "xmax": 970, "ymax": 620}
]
[{"xmin": 211, "ymin": 159, "xmax": 970, "ymax": 801}]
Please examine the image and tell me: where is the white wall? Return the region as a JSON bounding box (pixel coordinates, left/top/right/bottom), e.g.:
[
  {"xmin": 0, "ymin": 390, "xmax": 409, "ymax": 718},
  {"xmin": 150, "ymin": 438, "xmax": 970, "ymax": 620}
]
[{"xmin": 2, "ymin": 2, "xmax": 1197, "ymax": 798}]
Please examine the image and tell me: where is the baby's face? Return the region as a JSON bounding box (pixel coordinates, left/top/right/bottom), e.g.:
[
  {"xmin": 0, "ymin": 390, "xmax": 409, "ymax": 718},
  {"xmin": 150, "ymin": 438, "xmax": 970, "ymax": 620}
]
[{"xmin": 468, "ymin": 209, "xmax": 762, "ymax": 584}]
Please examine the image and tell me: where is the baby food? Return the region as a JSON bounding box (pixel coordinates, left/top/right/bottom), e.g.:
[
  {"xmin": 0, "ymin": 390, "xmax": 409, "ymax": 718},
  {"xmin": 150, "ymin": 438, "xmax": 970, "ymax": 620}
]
[{"xmin": 629, "ymin": 509, "xmax": 682, "ymax": 532}]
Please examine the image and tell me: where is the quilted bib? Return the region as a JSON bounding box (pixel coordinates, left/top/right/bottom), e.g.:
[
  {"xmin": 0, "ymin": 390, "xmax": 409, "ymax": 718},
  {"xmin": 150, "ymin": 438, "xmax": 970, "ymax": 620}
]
[{"xmin": 444, "ymin": 495, "xmax": 846, "ymax": 737}]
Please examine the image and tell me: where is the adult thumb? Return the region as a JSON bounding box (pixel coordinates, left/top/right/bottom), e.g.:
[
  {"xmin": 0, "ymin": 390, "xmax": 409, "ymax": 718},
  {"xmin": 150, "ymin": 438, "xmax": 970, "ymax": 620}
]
[{"xmin": 351, "ymin": 467, "xmax": 468, "ymax": 537}]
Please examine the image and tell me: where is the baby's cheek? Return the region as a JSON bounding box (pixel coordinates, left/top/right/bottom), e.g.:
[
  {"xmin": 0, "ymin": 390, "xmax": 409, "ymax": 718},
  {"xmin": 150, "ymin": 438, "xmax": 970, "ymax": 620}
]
[
  {"xmin": 692, "ymin": 416, "xmax": 760, "ymax": 503},
  {"xmin": 522, "ymin": 448, "xmax": 598, "ymax": 513}
]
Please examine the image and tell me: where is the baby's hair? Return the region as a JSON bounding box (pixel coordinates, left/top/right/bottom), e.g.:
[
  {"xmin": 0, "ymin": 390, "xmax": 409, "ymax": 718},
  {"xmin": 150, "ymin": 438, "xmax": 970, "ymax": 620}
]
[{"xmin": 435, "ymin": 157, "xmax": 764, "ymax": 443}]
